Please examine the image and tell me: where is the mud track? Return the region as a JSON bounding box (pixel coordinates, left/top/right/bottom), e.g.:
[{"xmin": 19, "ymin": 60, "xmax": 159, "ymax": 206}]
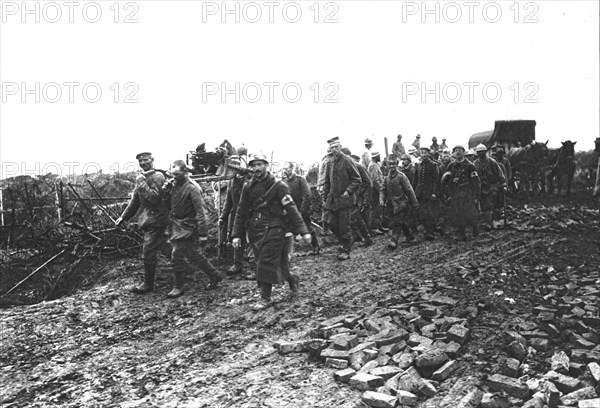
[{"xmin": 1, "ymin": 200, "xmax": 599, "ymax": 407}]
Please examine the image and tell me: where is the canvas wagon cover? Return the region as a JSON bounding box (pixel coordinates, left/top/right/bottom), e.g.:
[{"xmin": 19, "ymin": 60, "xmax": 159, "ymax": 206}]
[{"xmin": 469, "ymin": 120, "xmax": 536, "ymax": 149}]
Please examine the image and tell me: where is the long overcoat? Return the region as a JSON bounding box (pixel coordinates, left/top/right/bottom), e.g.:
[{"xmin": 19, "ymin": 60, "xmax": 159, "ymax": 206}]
[{"xmin": 232, "ymin": 173, "xmax": 308, "ymax": 285}]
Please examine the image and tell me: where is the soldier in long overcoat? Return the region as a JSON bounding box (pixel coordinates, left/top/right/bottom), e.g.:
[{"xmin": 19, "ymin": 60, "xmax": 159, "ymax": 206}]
[
  {"xmin": 232, "ymin": 153, "xmax": 310, "ymax": 310},
  {"xmin": 415, "ymin": 147, "xmax": 440, "ymax": 240},
  {"xmin": 322, "ymin": 137, "xmax": 362, "ymax": 260},
  {"xmin": 283, "ymin": 162, "xmax": 321, "ymax": 254},
  {"xmin": 442, "ymin": 145, "xmax": 481, "ymax": 240}
]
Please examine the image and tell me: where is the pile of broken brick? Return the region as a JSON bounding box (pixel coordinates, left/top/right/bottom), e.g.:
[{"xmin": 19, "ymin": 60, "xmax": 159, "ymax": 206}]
[{"xmin": 274, "ymin": 289, "xmax": 599, "ymax": 407}]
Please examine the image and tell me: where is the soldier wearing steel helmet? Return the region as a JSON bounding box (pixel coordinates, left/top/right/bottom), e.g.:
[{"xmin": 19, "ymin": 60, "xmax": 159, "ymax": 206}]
[
  {"xmin": 219, "ymin": 155, "xmax": 250, "ymax": 276},
  {"xmin": 441, "ymin": 145, "xmax": 481, "ymax": 240},
  {"xmin": 473, "ymin": 143, "xmax": 506, "ymax": 230},
  {"xmin": 116, "ymin": 152, "xmax": 169, "ymax": 294},
  {"xmin": 161, "ymin": 160, "xmax": 224, "ymax": 298},
  {"xmin": 231, "ymin": 153, "xmax": 311, "ymax": 310}
]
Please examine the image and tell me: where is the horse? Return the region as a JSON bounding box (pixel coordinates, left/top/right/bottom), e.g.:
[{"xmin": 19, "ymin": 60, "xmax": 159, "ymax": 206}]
[
  {"xmin": 547, "ymin": 140, "xmax": 577, "ymax": 196},
  {"xmin": 507, "ymin": 140, "xmax": 549, "ymax": 194}
]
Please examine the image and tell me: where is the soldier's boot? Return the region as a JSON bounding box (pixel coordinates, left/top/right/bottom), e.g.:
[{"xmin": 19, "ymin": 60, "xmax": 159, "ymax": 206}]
[
  {"xmin": 227, "ymin": 246, "xmax": 244, "ymax": 276},
  {"xmin": 387, "ymin": 234, "xmax": 399, "ymax": 250},
  {"xmin": 472, "ymin": 224, "xmax": 480, "ymax": 238},
  {"xmin": 130, "ymin": 262, "xmax": 156, "ymax": 294},
  {"xmin": 205, "ymin": 267, "xmax": 224, "ymax": 291},
  {"xmin": 337, "ymin": 238, "xmax": 352, "ymax": 260},
  {"xmin": 167, "ymin": 267, "xmax": 184, "ymax": 298},
  {"xmin": 251, "ymin": 282, "xmax": 273, "ymax": 310},
  {"xmin": 424, "ymin": 223, "xmax": 435, "ymax": 241},
  {"xmin": 310, "ymin": 235, "xmax": 321, "ymax": 255},
  {"xmin": 288, "ymin": 273, "xmax": 300, "ymax": 299},
  {"xmin": 402, "ymin": 224, "xmax": 415, "ymax": 243}
]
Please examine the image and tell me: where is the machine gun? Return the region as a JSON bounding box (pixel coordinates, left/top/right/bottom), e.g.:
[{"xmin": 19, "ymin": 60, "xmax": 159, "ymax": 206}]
[{"xmin": 184, "ymin": 141, "xmax": 252, "ymax": 258}]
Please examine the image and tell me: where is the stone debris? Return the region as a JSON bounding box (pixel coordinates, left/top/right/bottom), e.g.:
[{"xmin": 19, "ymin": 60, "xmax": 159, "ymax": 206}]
[
  {"xmin": 277, "ymin": 263, "xmax": 599, "ymax": 408},
  {"xmin": 361, "ymin": 391, "xmax": 397, "ymax": 408},
  {"xmin": 349, "ymin": 372, "xmax": 385, "ymax": 391},
  {"xmin": 486, "ymin": 374, "xmax": 530, "ymax": 399}
]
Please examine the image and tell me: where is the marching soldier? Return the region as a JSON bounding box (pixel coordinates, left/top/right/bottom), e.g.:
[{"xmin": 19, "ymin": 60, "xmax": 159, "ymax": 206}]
[
  {"xmin": 219, "ymin": 156, "xmax": 248, "ymax": 275},
  {"xmin": 442, "ymin": 145, "xmax": 481, "ymax": 240},
  {"xmin": 361, "ymin": 137, "xmax": 375, "ymax": 168},
  {"xmin": 440, "ymin": 139, "xmax": 449, "ymax": 151},
  {"xmin": 473, "ymin": 144, "xmax": 506, "ymax": 230},
  {"xmin": 116, "ymin": 152, "xmax": 169, "ymax": 294},
  {"xmin": 283, "ymin": 162, "xmax": 321, "ymax": 254},
  {"xmin": 380, "ymin": 156, "xmax": 419, "ymax": 249},
  {"xmin": 347, "ymin": 151, "xmax": 374, "ymax": 247},
  {"xmin": 392, "ymin": 134, "xmax": 405, "ymax": 158},
  {"xmin": 323, "ymin": 137, "xmax": 362, "ymax": 260},
  {"xmin": 430, "ymin": 137, "xmax": 440, "ymax": 153},
  {"xmin": 400, "ymin": 154, "xmax": 417, "ymax": 186},
  {"xmin": 162, "ymin": 160, "xmax": 223, "ymax": 298},
  {"xmin": 368, "ymin": 152, "xmax": 386, "ymax": 234},
  {"xmin": 415, "ymin": 147, "xmax": 440, "ymax": 240},
  {"xmin": 232, "ymin": 153, "xmax": 310, "ymax": 310}
]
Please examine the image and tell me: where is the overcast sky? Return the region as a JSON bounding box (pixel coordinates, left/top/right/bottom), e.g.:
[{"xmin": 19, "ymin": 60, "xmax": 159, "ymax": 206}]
[{"xmin": 1, "ymin": 0, "xmax": 598, "ymax": 177}]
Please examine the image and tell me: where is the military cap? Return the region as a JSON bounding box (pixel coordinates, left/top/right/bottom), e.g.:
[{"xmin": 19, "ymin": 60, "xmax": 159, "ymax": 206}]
[
  {"xmin": 350, "ymin": 154, "xmax": 360, "ymax": 161},
  {"xmin": 248, "ymin": 153, "xmax": 269, "ymax": 166},
  {"xmin": 171, "ymin": 159, "xmax": 189, "ymax": 171},
  {"xmin": 341, "ymin": 147, "xmax": 352, "ymax": 155},
  {"xmin": 452, "ymin": 145, "xmax": 466, "ymax": 152},
  {"xmin": 432, "ymin": 136, "xmax": 437, "ymax": 141},
  {"xmin": 475, "ymin": 143, "xmax": 488, "ymax": 152},
  {"xmin": 400, "ymin": 154, "xmax": 411, "ymax": 160},
  {"xmin": 420, "ymin": 146, "xmax": 431, "ymax": 152},
  {"xmin": 371, "ymin": 151, "xmax": 381, "ymax": 158},
  {"xmin": 237, "ymin": 146, "xmax": 248, "ymax": 156},
  {"xmin": 136, "ymin": 152, "xmax": 152, "ymax": 160},
  {"xmin": 494, "ymin": 148, "xmax": 505, "ymax": 155},
  {"xmin": 365, "ymin": 138, "xmax": 373, "ymax": 144},
  {"xmin": 327, "ymin": 136, "xmax": 341, "ymax": 146}
]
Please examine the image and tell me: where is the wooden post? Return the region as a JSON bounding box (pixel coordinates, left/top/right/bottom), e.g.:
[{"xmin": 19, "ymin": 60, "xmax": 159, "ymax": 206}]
[
  {"xmin": 54, "ymin": 181, "xmax": 62, "ymax": 222},
  {"xmin": 0, "ymin": 189, "xmax": 4, "ymax": 226},
  {"xmin": 384, "ymin": 137, "xmax": 389, "ymax": 158}
]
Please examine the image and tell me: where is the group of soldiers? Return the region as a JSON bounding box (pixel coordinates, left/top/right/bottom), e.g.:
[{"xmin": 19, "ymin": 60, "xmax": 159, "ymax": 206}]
[
  {"xmin": 317, "ymin": 136, "xmax": 509, "ymax": 261},
  {"xmin": 117, "ymin": 134, "xmax": 510, "ymax": 310}
]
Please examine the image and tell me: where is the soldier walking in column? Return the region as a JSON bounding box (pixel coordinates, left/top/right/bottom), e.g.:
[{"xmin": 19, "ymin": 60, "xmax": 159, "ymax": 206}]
[
  {"xmin": 116, "ymin": 152, "xmax": 169, "ymax": 294},
  {"xmin": 367, "ymin": 152, "xmax": 386, "ymax": 234},
  {"xmin": 414, "ymin": 146, "xmax": 440, "ymax": 240},
  {"xmin": 473, "ymin": 144, "xmax": 506, "ymax": 230},
  {"xmin": 232, "ymin": 154, "xmax": 310, "ymax": 310},
  {"xmin": 219, "ymin": 156, "xmax": 248, "ymax": 276},
  {"xmin": 323, "ymin": 137, "xmax": 362, "ymax": 260},
  {"xmin": 162, "ymin": 160, "xmax": 223, "ymax": 298},
  {"xmin": 283, "ymin": 162, "xmax": 321, "ymax": 254},
  {"xmin": 441, "ymin": 145, "xmax": 481, "ymax": 240},
  {"xmin": 380, "ymin": 156, "xmax": 419, "ymax": 249}
]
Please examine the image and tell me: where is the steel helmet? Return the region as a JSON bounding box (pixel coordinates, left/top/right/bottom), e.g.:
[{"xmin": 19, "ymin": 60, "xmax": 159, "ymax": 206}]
[
  {"xmin": 248, "ymin": 153, "xmax": 269, "ymax": 166},
  {"xmin": 475, "ymin": 144, "xmax": 488, "ymax": 152}
]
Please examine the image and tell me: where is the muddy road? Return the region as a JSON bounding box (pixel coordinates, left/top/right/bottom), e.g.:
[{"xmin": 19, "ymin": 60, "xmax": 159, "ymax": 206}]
[{"xmin": 1, "ymin": 197, "xmax": 599, "ymax": 407}]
